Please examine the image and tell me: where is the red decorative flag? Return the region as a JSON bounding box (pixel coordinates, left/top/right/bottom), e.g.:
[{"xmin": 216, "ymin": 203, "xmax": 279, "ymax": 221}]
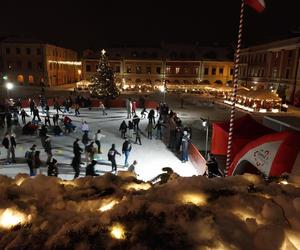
[{"xmin": 246, "ymin": 0, "xmax": 266, "ymax": 13}]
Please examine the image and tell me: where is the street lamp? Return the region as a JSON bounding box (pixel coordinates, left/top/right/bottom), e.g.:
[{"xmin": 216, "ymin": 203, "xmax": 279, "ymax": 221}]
[
  {"xmin": 160, "ymin": 85, "xmax": 166, "ymax": 103},
  {"xmin": 77, "ymin": 69, "xmax": 82, "ymax": 81},
  {"xmin": 200, "ymin": 117, "xmax": 209, "ymax": 159}
]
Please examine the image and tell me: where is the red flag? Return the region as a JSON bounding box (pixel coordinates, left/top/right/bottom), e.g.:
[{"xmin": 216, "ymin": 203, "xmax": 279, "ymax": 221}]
[{"xmin": 246, "ymin": 0, "xmax": 265, "ymax": 13}]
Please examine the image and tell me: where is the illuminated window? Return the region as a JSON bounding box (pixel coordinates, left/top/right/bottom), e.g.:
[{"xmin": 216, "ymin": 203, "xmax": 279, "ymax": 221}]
[
  {"xmin": 17, "ymin": 75, "xmax": 24, "ymax": 83},
  {"xmin": 126, "ymin": 65, "xmax": 132, "ymax": 73},
  {"xmin": 146, "ymin": 66, "xmax": 151, "ymax": 74},
  {"xmin": 193, "ymin": 67, "xmax": 199, "ymax": 75},
  {"xmin": 175, "ymin": 67, "xmax": 180, "ymax": 74},
  {"xmin": 219, "ymin": 68, "xmax": 224, "ymax": 75},
  {"xmin": 136, "ymin": 66, "xmax": 142, "ymax": 74},
  {"xmin": 204, "ymin": 68, "xmax": 209, "ymax": 75},
  {"xmin": 28, "ymin": 75, "xmax": 34, "ymax": 84},
  {"xmin": 166, "ymin": 66, "xmax": 171, "ymax": 74},
  {"xmin": 156, "ymin": 67, "xmax": 161, "ymax": 74}
]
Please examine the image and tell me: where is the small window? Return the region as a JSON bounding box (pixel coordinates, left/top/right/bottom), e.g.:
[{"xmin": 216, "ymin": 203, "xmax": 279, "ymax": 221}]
[
  {"xmin": 16, "ymin": 48, "xmax": 21, "ymax": 54},
  {"xmin": 136, "ymin": 66, "xmax": 142, "ymax": 74},
  {"xmin": 38, "ymin": 62, "xmax": 43, "ymax": 70},
  {"xmin": 212, "ymin": 68, "xmax": 216, "ymax": 75},
  {"xmin": 86, "ymin": 65, "xmax": 91, "ymax": 72},
  {"xmin": 115, "ymin": 65, "xmax": 120, "ymax": 73},
  {"xmin": 126, "ymin": 65, "xmax": 132, "ymax": 73},
  {"xmin": 26, "ymin": 48, "xmax": 31, "ymax": 55},
  {"xmin": 285, "ymin": 69, "xmax": 290, "ymax": 79},
  {"xmin": 6, "ymin": 48, "xmax": 10, "ymax": 54},
  {"xmin": 28, "ymin": 62, "xmax": 33, "ymax": 70},
  {"xmin": 156, "ymin": 67, "xmax": 161, "ymax": 74},
  {"xmin": 204, "ymin": 68, "xmax": 209, "ymax": 75},
  {"xmin": 230, "ymin": 68, "xmax": 234, "ymax": 75},
  {"xmin": 146, "ymin": 66, "xmax": 151, "ymax": 74},
  {"xmin": 175, "ymin": 67, "xmax": 180, "ymax": 74},
  {"xmin": 166, "ymin": 66, "xmax": 171, "ymax": 74},
  {"xmin": 37, "ymin": 48, "xmax": 41, "ymax": 55},
  {"xmin": 17, "ymin": 61, "xmax": 22, "ymax": 70},
  {"xmin": 219, "ymin": 68, "xmax": 224, "ymax": 75}
]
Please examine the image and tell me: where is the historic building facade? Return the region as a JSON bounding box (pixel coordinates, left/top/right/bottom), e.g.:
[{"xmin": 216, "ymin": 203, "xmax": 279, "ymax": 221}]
[
  {"xmin": 82, "ymin": 46, "xmax": 234, "ymax": 91},
  {"xmin": 0, "ymin": 37, "xmax": 81, "ymax": 87},
  {"xmin": 238, "ymin": 37, "xmax": 300, "ymax": 103}
]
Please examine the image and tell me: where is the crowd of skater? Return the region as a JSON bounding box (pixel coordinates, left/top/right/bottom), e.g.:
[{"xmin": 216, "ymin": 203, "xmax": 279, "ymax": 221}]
[{"xmin": 0, "ymin": 94, "xmax": 192, "ymax": 180}]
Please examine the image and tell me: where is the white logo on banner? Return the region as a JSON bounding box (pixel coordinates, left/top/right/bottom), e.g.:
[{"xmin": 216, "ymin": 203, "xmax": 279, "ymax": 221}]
[{"xmin": 233, "ymin": 140, "xmax": 282, "ymax": 176}]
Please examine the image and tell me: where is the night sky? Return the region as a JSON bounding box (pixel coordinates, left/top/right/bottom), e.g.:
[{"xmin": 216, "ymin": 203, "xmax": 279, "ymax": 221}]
[{"xmin": 1, "ymin": 0, "xmax": 300, "ymax": 51}]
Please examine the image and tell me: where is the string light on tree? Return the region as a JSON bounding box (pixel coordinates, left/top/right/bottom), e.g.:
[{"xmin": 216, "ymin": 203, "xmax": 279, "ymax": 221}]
[{"xmin": 89, "ymin": 49, "xmax": 120, "ymax": 98}]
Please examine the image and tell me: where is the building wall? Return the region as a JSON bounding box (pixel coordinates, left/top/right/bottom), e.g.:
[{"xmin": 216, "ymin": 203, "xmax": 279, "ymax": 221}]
[
  {"xmin": 82, "ymin": 58, "xmax": 233, "ymax": 88},
  {"xmin": 238, "ymin": 37, "xmax": 300, "ymax": 103},
  {"xmin": 0, "ymin": 41, "xmax": 81, "ymax": 87}
]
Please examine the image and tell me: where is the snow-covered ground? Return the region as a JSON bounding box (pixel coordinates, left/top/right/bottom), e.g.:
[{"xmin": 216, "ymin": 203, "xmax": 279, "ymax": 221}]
[{"xmin": 0, "ymin": 107, "xmax": 198, "ymax": 181}]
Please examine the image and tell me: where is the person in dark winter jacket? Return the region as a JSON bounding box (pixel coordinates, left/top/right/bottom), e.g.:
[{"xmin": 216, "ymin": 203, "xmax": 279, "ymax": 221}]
[
  {"xmin": 2, "ymin": 132, "xmax": 16, "ymax": 164},
  {"xmin": 107, "ymin": 144, "xmax": 121, "ymax": 172},
  {"xmin": 132, "ymin": 114, "xmax": 140, "ymax": 131},
  {"xmin": 73, "ymin": 138, "xmax": 83, "ymax": 163},
  {"xmin": 85, "ymin": 160, "xmax": 99, "ymax": 176},
  {"xmin": 47, "ymin": 158, "xmax": 58, "ymax": 177},
  {"xmin": 29, "ymin": 98, "xmax": 35, "ymax": 116},
  {"xmin": 32, "ymin": 106, "xmax": 41, "ymax": 122},
  {"xmin": 20, "ymin": 109, "xmax": 30, "ymax": 124},
  {"xmin": 119, "ymin": 120, "xmax": 127, "ymax": 139},
  {"xmin": 181, "ymin": 131, "xmax": 190, "ymax": 163},
  {"xmin": 122, "ymin": 138, "xmax": 132, "ymax": 166},
  {"xmin": 154, "ymin": 119, "xmax": 167, "ymax": 139},
  {"xmin": 82, "ymin": 131, "xmax": 89, "ymax": 146},
  {"xmin": 71, "ymin": 156, "xmax": 81, "ymax": 179},
  {"xmin": 135, "ymin": 129, "xmax": 142, "ymax": 145},
  {"xmin": 148, "ymin": 109, "xmax": 156, "ymax": 124},
  {"xmin": 26, "ymin": 144, "xmax": 36, "ymax": 176}
]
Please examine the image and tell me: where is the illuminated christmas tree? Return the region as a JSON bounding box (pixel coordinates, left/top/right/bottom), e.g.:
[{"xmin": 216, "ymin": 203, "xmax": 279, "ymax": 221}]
[{"xmin": 89, "ymin": 49, "xmax": 120, "ymax": 98}]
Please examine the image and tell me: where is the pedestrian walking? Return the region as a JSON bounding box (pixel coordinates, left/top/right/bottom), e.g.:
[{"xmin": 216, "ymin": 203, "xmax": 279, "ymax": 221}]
[
  {"xmin": 122, "ymin": 138, "xmax": 132, "ymax": 166},
  {"xmin": 119, "ymin": 120, "xmax": 127, "ymax": 139},
  {"xmin": 94, "ymin": 129, "xmax": 105, "ymax": 154},
  {"xmin": 107, "ymin": 144, "xmax": 121, "ymax": 172}
]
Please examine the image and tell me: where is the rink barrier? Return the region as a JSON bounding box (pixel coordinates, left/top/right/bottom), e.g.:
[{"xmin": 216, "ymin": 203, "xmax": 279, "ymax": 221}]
[
  {"xmin": 188, "ymin": 143, "xmax": 207, "ymax": 175},
  {"xmin": 20, "ymin": 99, "xmax": 158, "ymax": 109}
]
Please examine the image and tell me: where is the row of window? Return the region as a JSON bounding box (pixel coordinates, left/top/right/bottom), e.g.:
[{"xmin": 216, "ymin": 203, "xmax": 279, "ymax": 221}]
[
  {"xmin": 240, "ymin": 53, "xmax": 267, "ymax": 64},
  {"xmin": 47, "ymin": 48, "xmax": 76, "ymax": 58},
  {"xmin": 5, "ymin": 47, "xmax": 42, "ymax": 56},
  {"xmin": 7, "ymin": 61, "xmax": 43, "ymax": 71},
  {"xmin": 49, "ymin": 75, "xmax": 76, "ymax": 84},
  {"xmin": 239, "ymin": 66, "xmax": 291, "ymax": 79},
  {"xmin": 49, "ymin": 63, "xmax": 76, "ymax": 71}
]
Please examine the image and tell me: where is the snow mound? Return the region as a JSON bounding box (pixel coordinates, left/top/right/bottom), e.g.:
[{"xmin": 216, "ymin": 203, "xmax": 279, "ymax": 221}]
[{"xmin": 0, "ymin": 173, "xmax": 299, "ymax": 249}]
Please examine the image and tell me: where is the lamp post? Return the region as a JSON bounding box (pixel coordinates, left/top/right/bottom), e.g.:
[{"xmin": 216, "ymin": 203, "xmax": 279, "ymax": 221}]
[
  {"xmin": 200, "ymin": 117, "xmax": 209, "ymax": 159},
  {"xmin": 6, "ymin": 82, "xmax": 13, "ymax": 98}
]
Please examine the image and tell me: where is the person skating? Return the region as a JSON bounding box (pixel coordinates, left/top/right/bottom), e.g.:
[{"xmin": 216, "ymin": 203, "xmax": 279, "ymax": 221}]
[
  {"xmin": 2, "ymin": 132, "xmax": 16, "ymax": 164},
  {"xmin": 81, "ymin": 121, "xmax": 89, "ymax": 134},
  {"xmin": 20, "ymin": 109, "xmax": 30, "ymax": 124},
  {"xmin": 146, "ymin": 122, "xmax": 154, "ymax": 140},
  {"xmin": 63, "ymin": 115, "xmax": 76, "ymax": 133},
  {"xmin": 85, "ymin": 160, "xmax": 99, "ymax": 176},
  {"xmin": 128, "ymin": 160, "xmax": 138, "ymax": 177},
  {"xmin": 71, "ymin": 156, "xmax": 81, "ymax": 179},
  {"xmin": 131, "ymin": 100, "xmax": 137, "ymax": 115},
  {"xmin": 126, "ymin": 98, "xmax": 132, "ymax": 119},
  {"xmin": 94, "ymin": 129, "xmax": 105, "ymax": 154},
  {"xmin": 154, "ymin": 119, "xmax": 167, "ymax": 140},
  {"xmin": 44, "ymin": 136, "xmax": 52, "ymax": 164},
  {"xmin": 148, "ymin": 109, "xmax": 156, "ymax": 124},
  {"xmin": 128, "ymin": 120, "xmax": 134, "ymax": 138},
  {"xmin": 132, "ymin": 114, "xmax": 140, "ymax": 131},
  {"xmin": 134, "ymin": 129, "xmax": 142, "ymax": 145},
  {"xmin": 99, "ymin": 101, "xmax": 107, "ymax": 115},
  {"xmin": 107, "ymin": 144, "xmax": 121, "ymax": 172},
  {"xmin": 73, "ymin": 138, "xmax": 83, "ymax": 163},
  {"xmin": 53, "ymin": 113, "xmax": 59, "ymax": 126},
  {"xmin": 25, "ymin": 144, "xmax": 37, "ymax": 176},
  {"xmin": 122, "ymin": 138, "xmax": 132, "ymax": 166},
  {"xmin": 33, "ymin": 151, "xmax": 42, "ymax": 176},
  {"xmin": 181, "ymin": 131, "xmax": 190, "ymax": 163},
  {"xmin": 29, "ymin": 98, "xmax": 35, "ymax": 116},
  {"xmin": 47, "ymin": 158, "xmax": 58, "ymax": 177},
  {"xmin": 82, "ymin": 131, "xmax": 90, "ymax": 146},
  {"xmin": 32, "ymin": 106, "xmax": 41, "ymax": 122},
  {"xmin": 140, "ymin": 108, "xmax": 148, "ymax": 119},
  {"xmin": 74, "ymin": 103, "xmax": 80, "ymax": 116},
  {"xmin": 119, "ymin": 120, "xmax": 127, "ymax": 139},
  {"xmin": 85, "ymin": 141, "xmax": 96, "ymax": 165}
]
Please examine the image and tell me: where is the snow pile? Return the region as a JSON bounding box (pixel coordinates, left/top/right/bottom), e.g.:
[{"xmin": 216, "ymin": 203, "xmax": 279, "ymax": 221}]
[{"xmin": 0, "ymin": 173, "xmax": 299, "ymax": 249}]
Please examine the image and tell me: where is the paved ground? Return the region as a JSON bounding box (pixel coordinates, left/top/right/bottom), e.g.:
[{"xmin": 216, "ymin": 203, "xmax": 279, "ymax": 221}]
[{"xmin": 0, "ymin": 107, "xmax": 197, "ymax": 181}]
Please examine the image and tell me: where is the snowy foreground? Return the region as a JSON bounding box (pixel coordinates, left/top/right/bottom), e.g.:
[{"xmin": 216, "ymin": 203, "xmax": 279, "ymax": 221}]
[
  {"xmin": 0, "ymin": 108, "xmax": 198, "ymax": 181},
  {"xmin": 0, "ymin": 173, "xmax": 299, "ymax": 249}
]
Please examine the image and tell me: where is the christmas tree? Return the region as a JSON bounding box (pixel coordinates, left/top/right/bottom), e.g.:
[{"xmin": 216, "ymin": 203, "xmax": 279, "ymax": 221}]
[{"xmin": 89, "ymin": 49, "xmax": 120, "ymax": 98}]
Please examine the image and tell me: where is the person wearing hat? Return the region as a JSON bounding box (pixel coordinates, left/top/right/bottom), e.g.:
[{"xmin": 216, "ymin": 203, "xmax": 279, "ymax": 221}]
[
  {"xmin": 85, "ymin": 160, "xmax": 98, "ymax": 176},
  {"xmin": 122, "ymin": 138, "xmax": 132, "ymax": 166}
]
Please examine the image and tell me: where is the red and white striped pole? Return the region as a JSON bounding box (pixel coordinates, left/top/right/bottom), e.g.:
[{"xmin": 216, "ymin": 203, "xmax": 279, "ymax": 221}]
[{"xmin": 225, "ymin": 0, "xmax": 245, "ymax": 175}]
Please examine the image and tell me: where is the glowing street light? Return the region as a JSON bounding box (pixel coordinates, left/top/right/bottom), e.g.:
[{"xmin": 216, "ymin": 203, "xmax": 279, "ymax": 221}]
[
  {"xmin": 200, "ymin": 117, "xmax": 209, "ymax": 159},
  {"xmin": 110, "ymin": 224, "xmax": 126, "ymax": 240},
  {"xmin": 6, "ymin": 82, "xmax": 13, "ymax": 90}
]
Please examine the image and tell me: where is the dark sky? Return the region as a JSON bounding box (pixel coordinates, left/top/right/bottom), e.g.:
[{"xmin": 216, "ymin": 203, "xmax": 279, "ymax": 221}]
[{"xmin": 1, "ymin": 0, "xmax": 300, "ymax": 51}]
